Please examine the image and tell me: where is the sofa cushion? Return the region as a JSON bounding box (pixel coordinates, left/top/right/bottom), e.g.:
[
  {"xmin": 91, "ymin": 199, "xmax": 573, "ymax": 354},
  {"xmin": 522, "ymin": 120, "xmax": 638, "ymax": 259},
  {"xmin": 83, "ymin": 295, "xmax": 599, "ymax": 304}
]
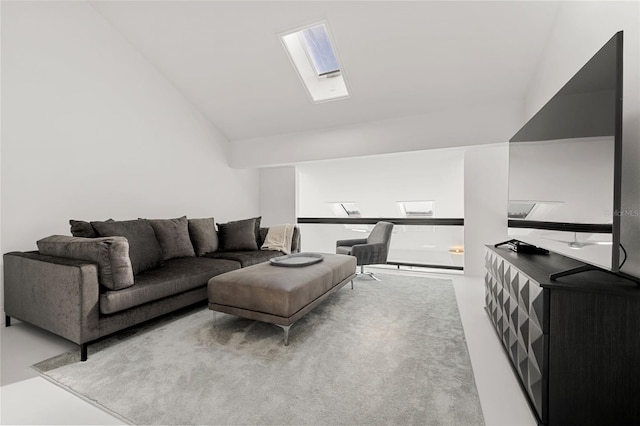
[
  {"xmin": 37, "ymin": 235, "xmax": 134, "ymax": 290},
  {"xmin": 92, "ymin": 219, "xmax": 163, "ymax": 275},
  {"xmin": 99, "ymin": 257, "xmax": 240, "ymax": 314},
  {"xmin": 206, "ymin": 249, "xmax": 283, "ymax": 268},
  {"xmin": 217, "ymin": 217, "xmax": 261, "ymax": 251},
  {"xmin": 148, "ymin": 216, "xmax": 195, "ymax": 261},
  {"xmin": 188, "ymin": 217, "xmax": 218, "ymax": 256}
]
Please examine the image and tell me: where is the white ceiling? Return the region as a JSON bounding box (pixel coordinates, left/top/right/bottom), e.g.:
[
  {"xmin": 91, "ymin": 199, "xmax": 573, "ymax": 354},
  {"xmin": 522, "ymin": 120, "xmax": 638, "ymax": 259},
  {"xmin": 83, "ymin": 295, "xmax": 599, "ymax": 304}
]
[{"xmin": 91, "ymin": 1, "xmax": 560, "ymax": 142}]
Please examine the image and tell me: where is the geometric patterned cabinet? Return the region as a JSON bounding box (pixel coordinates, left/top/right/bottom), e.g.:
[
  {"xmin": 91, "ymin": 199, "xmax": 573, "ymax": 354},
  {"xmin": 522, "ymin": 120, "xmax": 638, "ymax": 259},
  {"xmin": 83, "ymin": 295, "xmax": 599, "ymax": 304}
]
[
  {"xmin": 485, "ymin": 246, "xmax": 640, "ymax": 426},
  {"xmin": 485, "ymin": 249, "xmax": 548, "ymax": 423}
]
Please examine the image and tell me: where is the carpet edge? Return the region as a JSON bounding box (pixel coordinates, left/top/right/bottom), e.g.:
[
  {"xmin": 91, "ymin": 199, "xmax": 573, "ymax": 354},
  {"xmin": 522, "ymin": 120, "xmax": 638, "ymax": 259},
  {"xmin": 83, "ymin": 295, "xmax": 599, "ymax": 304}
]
[{"xmin": 31, "ymin": 365, "xmax": 135, "ymax": 425}]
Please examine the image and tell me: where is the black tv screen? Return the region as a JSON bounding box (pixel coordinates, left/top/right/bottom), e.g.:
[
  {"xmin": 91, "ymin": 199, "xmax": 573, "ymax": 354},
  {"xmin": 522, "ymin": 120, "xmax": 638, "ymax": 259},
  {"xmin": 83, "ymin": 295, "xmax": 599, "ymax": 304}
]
[{"xmin": 507, "ymin": 31, "xmax": 623, "ymax": 272}]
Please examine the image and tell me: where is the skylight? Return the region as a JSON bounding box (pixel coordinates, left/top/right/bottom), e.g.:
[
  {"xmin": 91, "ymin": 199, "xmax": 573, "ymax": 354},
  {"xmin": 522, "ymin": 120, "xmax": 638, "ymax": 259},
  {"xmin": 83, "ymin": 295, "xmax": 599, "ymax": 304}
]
[
  {"xmin": 508, "ymin": 202, "xmax": 536, "ymax": 219},
  {"xmin": 299, "ymin": 25, "xmax": 340, "ymax": 76},
  {"xmin": 339, "ymin": 202, "xmax": 361, "ymax": 217},
  {"xmin": 329, "ymin": 202, "xmax": 361, "ymax": 218},
  {"xmin": 398, "ymin": 201, "xmax": 435, "ymax": 218},
  {"xmin": 281, "ymin": 22, "xmax": 349, "ymax": 102},
  {"xmin": 508, "ymin": 201, "xmax": 563, "ymax": 220}
]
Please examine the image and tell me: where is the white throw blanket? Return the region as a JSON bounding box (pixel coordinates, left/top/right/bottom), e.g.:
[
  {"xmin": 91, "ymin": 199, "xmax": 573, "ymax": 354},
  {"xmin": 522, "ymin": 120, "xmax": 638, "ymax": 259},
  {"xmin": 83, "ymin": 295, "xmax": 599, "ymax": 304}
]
[{"xmin": 261, "ymin": 224, "xmax": 295, "ymax": 254}]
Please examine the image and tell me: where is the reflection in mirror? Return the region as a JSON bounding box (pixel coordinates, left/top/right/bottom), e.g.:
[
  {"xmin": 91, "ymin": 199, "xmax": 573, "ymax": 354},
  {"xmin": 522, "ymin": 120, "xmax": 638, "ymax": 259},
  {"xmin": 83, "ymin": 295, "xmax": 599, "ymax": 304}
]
[{"xmin": 508, "ymin": 136, "xmax": 614, "ymax": 269}]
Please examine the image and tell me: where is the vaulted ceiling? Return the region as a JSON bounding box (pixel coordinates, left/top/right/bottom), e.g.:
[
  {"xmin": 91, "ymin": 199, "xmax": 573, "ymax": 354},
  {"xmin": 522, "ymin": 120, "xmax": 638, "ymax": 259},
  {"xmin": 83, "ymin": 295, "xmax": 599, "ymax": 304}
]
[{"xmin": 91, "ymin": 1, "xmax": 560, "ymax": 142}]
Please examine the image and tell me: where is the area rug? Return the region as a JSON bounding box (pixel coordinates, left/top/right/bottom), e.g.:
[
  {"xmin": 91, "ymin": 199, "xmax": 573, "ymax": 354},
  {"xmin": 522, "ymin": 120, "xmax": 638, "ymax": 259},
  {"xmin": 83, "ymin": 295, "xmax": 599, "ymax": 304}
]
[{"xmin": 33, "ymin": 273, "xmax": 484, "ymax": 425}]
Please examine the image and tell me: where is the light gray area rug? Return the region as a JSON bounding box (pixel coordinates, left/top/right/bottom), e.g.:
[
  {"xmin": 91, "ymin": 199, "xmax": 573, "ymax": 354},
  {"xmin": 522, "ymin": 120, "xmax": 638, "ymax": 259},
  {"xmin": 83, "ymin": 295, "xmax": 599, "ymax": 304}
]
[{"xmin": 34, "ymin": 273, "xmax": 484, "ymax": 425}]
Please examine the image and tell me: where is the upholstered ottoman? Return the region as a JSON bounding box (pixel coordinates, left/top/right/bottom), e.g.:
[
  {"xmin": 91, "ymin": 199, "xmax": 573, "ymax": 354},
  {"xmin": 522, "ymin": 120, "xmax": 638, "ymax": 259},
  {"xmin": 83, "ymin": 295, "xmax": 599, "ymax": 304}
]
[{"xmin": 208, "ymin": 253, "xmax": 356, "ymax": 345}]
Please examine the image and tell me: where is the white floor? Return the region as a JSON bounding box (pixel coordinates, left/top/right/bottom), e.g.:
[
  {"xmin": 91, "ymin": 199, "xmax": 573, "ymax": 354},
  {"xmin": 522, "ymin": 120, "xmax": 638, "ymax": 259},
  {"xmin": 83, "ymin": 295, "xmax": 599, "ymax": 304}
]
[{"xmin": 0, "ymin": 270, "xmax": 535, "ymax": 426}]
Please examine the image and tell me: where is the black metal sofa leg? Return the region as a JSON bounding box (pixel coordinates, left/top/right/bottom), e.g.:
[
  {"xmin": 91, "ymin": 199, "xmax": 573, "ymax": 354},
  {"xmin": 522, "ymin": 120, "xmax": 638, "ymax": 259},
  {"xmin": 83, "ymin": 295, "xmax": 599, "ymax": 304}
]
[
  {"xmin": 5, "ymin": 315, "xmax": 11, "ymax": 327},
  {"xmin": 81, "ymin": 343, "xmax": 88, "ymax": 362}
]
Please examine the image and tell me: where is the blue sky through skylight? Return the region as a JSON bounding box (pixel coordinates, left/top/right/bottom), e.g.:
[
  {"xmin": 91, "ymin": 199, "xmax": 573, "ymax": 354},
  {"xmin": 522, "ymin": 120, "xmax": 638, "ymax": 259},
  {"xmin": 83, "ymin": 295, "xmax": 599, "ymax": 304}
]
[{"xmin": 300, "ymin": 24, "xmax": 340, "ymax": 76}]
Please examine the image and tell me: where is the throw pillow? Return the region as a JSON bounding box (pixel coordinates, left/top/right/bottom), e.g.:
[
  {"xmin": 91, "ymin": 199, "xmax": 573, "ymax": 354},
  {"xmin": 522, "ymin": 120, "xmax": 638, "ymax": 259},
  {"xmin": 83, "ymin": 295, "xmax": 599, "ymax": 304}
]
[
  {"xmin": 37, "ymin": 235, "xmax": 135, "ymax": 290},
  {"xmin": 188, "ymin": 218, "xmax": 218, "ymax": 256},
  {"xmin": 69, "ymin": 220, "xmax": 97, "ymax": 238},
  {"xmin": 217, "ymin": 216, "xmax": 261, "ymax": 251},
  {"xmin": 147, "ymin": 216, "xmax": 195, "ymax": 261},
  {"xmin": 91, "ymin": 219, "xmax": 163, "ymax": 275},
  {"xmin": 69, "ymin": 219, "xmax": 113, "ymax": 238},
  {"xmin": 261, "ymin": 224, "xmax": 295, "ymax": 255}
]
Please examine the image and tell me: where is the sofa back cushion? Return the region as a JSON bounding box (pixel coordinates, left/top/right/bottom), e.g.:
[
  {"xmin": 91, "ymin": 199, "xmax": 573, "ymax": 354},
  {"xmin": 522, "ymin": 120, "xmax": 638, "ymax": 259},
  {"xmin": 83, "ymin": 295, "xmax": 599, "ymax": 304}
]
[
  {"xmin": 37, "ymin": 235, "xmax": 135, "ymax": 290},
  {"xmin": 147, "ymin": 216, "xmax": 195, "ymax": 261},
  {"xmin": 92, "ymin": 219, "xmax": 163, "ymax": 275},
  {"xmin": 188, "ymin": 218, "xmax": 218, "ymax": 256}
]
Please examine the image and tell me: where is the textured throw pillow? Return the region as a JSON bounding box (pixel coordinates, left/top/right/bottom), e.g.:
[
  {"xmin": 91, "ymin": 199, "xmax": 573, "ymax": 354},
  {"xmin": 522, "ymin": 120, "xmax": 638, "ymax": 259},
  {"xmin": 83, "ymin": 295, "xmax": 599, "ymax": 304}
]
[
  {"xmin": 188, "ymin": 217, "xmax": 218, "ymax": 256},
  {"xmin": 147, "ymin": 216, "xmax": 195, "ymax": 261},
  {"xmin": 217, "ymin": 217, "xmax": 261, "ymax": 251},
  {"xmin": 37, "ymin": 235, "xmax": 134, "ymax": 290},
  {"xmin": 92, "ymin": 219, "xmax": 163, "ymax": 275}
]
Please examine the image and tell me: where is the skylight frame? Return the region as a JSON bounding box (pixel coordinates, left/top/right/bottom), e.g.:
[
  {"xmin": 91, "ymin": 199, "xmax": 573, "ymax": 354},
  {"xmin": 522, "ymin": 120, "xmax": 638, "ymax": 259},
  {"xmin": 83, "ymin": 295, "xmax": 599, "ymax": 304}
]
[
  {"xmin": 397, "ymin": 201, "xmax": 435, "ymax": 218},
  {"xmin": 279, "ymin": 20, "xmax": 350, "ymax": 103}
]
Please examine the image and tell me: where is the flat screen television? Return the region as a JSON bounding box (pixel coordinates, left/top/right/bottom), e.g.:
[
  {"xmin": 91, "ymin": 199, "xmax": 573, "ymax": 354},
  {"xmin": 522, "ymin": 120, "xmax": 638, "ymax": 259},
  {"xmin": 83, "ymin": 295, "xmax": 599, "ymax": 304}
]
[{"xmin": 507, "ymin": 31, "xmax": 623, "ymax": 275}]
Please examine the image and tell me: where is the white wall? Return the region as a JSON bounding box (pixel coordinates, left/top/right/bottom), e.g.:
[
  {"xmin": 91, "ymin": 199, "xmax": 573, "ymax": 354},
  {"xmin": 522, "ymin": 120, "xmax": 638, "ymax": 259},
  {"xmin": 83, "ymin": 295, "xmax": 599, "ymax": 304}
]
[
  {"xmin": 464, "ymin": 144, "xmax": 509, "ymax": 277},
  {"xmin": 259, "ymin": 166, "xmax": 297, "ymax": 227},
  {"xmin": 297, "ymin": 150, "xmax": 464, "ymax": 218},
  {"xmin": 1, "ymin": 2, "xmax": 259, "ymax": 313},
  {"xmin": 524, "ymin": 1, "xmax": 640, "ymax": 278},
  {"xmin": 295, "ymin": 149, "xmax": 467, "ymax": 268},
  {"xmin": 284, "ymin": 145, "xmax": 509, "ymax": 275},
  {"xmin": 232, "ymin": 99, "xmax": 523, "ymax": 168}
]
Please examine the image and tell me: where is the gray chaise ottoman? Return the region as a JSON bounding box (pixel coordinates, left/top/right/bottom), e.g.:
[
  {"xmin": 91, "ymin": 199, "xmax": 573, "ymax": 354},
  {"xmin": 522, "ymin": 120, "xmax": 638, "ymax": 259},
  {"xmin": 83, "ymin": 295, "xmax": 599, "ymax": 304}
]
[{"xmin": 208, "ymin": 253, "xmax": 356, "ymax": 345}]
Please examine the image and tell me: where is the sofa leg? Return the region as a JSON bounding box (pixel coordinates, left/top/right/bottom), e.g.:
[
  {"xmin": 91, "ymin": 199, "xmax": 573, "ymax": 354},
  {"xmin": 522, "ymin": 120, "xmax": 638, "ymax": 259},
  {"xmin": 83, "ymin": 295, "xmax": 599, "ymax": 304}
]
[
  {"xmin": 276, "ymin": 324, "xmax": 291, "ymax": 346},
  {"xmin": 351, "ymin": 280, "xmax": 354, "ymax": 290},
  {"xmin": 80, "ymin": 343, "xmax": 88, "ymax": 362},
  {"xmin": 5, "ymin": 315, "xmax": 11, "ymax": 327}
]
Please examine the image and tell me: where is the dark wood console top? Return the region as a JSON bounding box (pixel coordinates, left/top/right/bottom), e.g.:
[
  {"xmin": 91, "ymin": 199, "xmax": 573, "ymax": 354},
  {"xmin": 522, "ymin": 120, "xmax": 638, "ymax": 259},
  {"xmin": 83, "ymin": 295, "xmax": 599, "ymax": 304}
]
[{"xmin": 486, "ymin": 245, "xmax": 639, "ymax": 296}]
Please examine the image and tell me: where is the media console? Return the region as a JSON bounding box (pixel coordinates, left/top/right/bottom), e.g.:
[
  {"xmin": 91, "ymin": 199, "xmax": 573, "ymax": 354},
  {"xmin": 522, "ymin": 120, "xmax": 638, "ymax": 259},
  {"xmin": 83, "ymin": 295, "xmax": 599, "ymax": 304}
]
[{"xmin": 484, "ymin": 246, "xmax": 640, "ymax": 425}]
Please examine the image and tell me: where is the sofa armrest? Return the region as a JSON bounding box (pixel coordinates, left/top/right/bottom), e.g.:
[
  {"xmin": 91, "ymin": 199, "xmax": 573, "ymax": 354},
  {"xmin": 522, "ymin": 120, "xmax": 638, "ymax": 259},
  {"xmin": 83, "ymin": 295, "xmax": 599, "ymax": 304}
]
[
  {"xmin": 350, "ymin": 243, "xmax": 389, "ymax": 265},
  {"xmin": 336, "ymin": 238, "xmax": 368, "ymax": 248},
  {"xmin": 291, "ymin": 226, "xmax": 301, "ymax": 253},
  {"xmin": 3, "ymin": 252, "xmax": 101, "ymax": 345}
]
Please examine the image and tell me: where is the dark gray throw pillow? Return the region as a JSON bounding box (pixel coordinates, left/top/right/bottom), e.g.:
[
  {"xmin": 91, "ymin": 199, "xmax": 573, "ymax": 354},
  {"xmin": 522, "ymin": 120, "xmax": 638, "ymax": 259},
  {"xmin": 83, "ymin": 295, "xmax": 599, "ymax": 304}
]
[
  {"xmin": 148, "ymin": 216, "xmax": 195, "ymax": 261},
  {"xmin": 217, "ymin": 217, "xmax": 261, "ymax": 251},
  {"xmin": 69, "ymin": 220, "xmax": 97, "ymax": 238},
  {"xmin": 92, "ymin": 219, "xmax": 163, "ymax": 275},
  {"xmin": 188, "ymin": 218, "xmax": 218, "ymax": 256},
  {"xmin": 69, "ymin": 219, "xmax": 114, "ymax": 238}
]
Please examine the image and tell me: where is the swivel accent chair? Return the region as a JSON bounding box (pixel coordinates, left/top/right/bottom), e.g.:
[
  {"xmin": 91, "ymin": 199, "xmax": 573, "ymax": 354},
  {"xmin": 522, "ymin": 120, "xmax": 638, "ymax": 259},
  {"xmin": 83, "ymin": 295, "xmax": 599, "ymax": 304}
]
[{"xmin": 336, "ymin": 221, "xmax": 394, "ymax": 280}]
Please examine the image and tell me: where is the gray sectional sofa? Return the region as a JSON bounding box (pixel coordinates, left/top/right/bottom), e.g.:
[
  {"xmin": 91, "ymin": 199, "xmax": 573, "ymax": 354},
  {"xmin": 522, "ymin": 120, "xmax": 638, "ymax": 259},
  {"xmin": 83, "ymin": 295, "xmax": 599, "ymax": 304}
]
[{"xmin": 3, "ymin": 216, "xmax": 300, "ymax": 360}]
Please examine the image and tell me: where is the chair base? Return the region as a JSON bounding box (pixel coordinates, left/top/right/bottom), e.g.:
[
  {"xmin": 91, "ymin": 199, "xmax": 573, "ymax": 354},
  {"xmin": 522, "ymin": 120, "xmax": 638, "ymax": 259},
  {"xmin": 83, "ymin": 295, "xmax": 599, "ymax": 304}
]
[{"xmin": 357, "ymin": 265, "xmax": 381, "ymax": 281}]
